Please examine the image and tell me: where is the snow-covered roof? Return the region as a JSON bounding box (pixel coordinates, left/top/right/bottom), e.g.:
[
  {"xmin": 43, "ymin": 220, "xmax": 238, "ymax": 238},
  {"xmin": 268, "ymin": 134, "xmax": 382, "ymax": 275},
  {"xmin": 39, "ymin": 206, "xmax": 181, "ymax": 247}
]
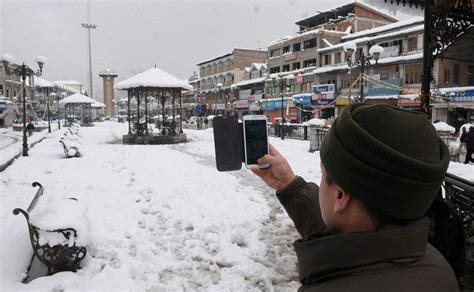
[
  {"xmin": 364, "ymin": 95, "xmax": 398, "ymax": 100},
  {"xmin": 318, "ymin": 24, "xmax": 424, "ymax": 54},
  {"xmin": 250, "ymin": 63, "xmax": 267, "ymax": 72},
  {"xmin": 234, "ymin": 77, "xmax": 266, "ymax": 87},
  {"xmin": 59, "ymin": 93, "xmax": 97, "ymax": 104},
  {"xmin": 54, "ymin": 80, "xmax": 82, "ymax": 86},
  {"xmin": 30, "ymin": 76, "xmax": 55, "ymax": 88},
  {"xmin": 115, "ymin": 67, "xmax": 193, "ymax": 91},
  {"xmin": 342, "ymin": 17, "xmax": 424, "ymax": 41},
  {"xmin": 312, "ymin": 52, "xmax": 422, "ymax": 75},
  {"xmin": 91, "ymin": 101, "xmax": 106, "ymax": 108}
]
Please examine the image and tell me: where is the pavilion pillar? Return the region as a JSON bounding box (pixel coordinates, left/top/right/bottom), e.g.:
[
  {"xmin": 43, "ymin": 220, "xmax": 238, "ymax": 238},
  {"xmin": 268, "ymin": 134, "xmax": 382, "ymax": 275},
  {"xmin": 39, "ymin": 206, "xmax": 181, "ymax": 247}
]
[
  {"xmin": 127, "ymin": 90, "xmax": 131, "ymax": 135},
  {"xmin": 145, "ymin": 90, "xmax": 149, "ymax": 135},
  {"xmin": 179, "ymin": 89, "xmax": 183, "ymax": 134},
  {"xmin": 161, "ymin": 91, "xmax": 166, "ymax": 135}
]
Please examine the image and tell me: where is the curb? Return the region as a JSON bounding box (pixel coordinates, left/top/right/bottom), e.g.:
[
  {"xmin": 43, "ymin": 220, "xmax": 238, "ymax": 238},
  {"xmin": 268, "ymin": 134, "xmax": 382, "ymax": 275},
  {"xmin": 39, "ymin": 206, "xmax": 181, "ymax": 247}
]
[{"xmin": 0, "ymin": 136, "xmax": 47, "ymax": 172}]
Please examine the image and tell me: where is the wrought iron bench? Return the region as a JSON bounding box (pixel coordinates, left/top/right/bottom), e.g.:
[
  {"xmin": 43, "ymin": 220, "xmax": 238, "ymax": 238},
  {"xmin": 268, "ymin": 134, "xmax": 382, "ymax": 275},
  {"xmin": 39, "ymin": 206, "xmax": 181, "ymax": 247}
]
[
  {"xmin": 59, "ymin": 139, "xmax": 81, "ymax": 158},
  {"xmin": 13, "ymin": 182, "xmax": 87, "ymax": 276}
]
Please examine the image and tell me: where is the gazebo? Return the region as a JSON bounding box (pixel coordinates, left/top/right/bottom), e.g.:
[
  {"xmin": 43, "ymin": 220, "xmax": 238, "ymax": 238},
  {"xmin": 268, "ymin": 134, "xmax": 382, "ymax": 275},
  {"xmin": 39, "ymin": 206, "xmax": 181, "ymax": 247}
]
[
  {"xmin": 115, "ymin": 66, "xmax": 192, "ymax": 144},
  {"xmin": 59, "ymin": 93, "xmax": 96, "ymax": 127},
  {"xmin": 91, "ymin": 101, "xmax": 106, "ymax": 121}
]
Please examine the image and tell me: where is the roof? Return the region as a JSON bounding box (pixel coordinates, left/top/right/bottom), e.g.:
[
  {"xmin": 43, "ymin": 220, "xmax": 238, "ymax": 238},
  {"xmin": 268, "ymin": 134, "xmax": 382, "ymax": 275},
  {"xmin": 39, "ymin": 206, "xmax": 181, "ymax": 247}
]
[
  {"xmin": 54, "ymin": 80, "xmax": 82, "ymax": 86},
  {"xmin": 234, "ymin": 77, "xmax": 266, "ymax": 87},
  {"xmin": 91, "ymin": 101, "xmax": 106, "ymax": 108},
  {"xmin": 115, "ymin": 67, "xmax": 193, "ymax": 91},
  {"xmin": 30, "ymin": 76, "xmax": 55, "ymax": 88},
  {"xmin": 59, "ymin": 93, "xmax": 97, "ymax": 104},
  {"xmin": 342, "ymin": 17, "xmax": 424, "ymax": 41},
  {"xmin": 295, "ymin": 2, "xmax": 396, "ymax": 29},
  {"xmin": 196, "ymin": 52, "xmax": 233, "ymax": 66},
  {"xmin": 318, "ymin": 24, "xmax": 424, "ymax": 54},
  {"xmin": 99, "ymin": 68, "xmax": 118, "ymax": 76}
]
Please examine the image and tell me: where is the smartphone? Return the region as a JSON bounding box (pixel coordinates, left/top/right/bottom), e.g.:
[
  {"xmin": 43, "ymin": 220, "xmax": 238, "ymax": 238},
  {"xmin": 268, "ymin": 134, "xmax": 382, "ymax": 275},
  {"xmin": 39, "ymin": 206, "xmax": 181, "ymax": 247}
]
[{"xmin": 243, "ymin": 115, "xmax": 269, "ymax": 168}]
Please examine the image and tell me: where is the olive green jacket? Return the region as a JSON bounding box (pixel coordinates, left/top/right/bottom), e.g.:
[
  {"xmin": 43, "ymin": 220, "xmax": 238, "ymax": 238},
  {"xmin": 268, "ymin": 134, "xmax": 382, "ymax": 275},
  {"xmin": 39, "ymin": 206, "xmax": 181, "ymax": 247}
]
[{"xmin": 277, "ymin": 176, "xmax": 459, "ymax": 291}]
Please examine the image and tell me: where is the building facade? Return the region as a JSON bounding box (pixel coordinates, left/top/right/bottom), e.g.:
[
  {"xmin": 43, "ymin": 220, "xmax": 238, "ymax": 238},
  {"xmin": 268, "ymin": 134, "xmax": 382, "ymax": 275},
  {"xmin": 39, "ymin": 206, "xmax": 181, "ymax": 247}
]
[
  {"xmin": 99, "ymin": 68, "xmax": 118, "ymax": 117},
  {"xmin": 197, "ymin": 48, "xmax": 267, "ymax": 114}
]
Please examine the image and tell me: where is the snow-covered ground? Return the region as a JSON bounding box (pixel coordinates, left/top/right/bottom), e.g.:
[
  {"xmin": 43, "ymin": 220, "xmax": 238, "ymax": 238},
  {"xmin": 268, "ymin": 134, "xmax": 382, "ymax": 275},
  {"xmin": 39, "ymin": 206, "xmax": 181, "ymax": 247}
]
[{"xmin": 0, "ymin": 122, "xmax": 472, "ymax": 291}]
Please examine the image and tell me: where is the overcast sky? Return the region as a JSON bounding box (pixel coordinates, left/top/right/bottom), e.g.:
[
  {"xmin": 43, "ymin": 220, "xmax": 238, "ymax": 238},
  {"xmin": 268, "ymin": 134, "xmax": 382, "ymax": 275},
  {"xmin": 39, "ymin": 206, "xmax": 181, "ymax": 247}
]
[{"xmin": 0, "ymin": 0, "xmax": 421, "ymax": 100}]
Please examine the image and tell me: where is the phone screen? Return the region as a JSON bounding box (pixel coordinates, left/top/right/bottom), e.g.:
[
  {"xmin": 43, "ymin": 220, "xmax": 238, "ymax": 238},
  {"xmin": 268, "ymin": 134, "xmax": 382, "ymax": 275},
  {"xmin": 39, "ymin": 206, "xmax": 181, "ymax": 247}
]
[{"xmin": 244, "ymin": 119, "xmax": 268, "ymax": 165}]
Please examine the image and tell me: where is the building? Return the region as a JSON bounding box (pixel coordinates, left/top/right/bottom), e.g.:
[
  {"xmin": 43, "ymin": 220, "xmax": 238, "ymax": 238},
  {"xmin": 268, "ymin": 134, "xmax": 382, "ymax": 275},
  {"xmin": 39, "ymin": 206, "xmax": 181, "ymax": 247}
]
[
  {"xmin": 263, "ymin": 1, "xmax": 397, "ymax": 122},
  {"xmin": 196, "ymin": 48, "xmax": 267, "ymax": 114},
  {"xmin": 233, "ymin": 63, "xmax": 267, "ymax": 116},
  {"xmin": 181, "ymin": 72, "xmax": 200, "ymax": 118}
]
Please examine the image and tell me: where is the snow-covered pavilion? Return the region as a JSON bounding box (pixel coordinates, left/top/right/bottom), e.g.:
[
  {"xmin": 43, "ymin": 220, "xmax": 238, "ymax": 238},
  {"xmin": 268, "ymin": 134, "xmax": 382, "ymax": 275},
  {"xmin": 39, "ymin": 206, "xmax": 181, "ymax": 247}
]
[
  {"xmin": 115, "ymin": 66, "xmax": 192, "ymax": 144},
  {"xmin": 59, "ymin": 93, "xmax": 96, "ymax": 126}
]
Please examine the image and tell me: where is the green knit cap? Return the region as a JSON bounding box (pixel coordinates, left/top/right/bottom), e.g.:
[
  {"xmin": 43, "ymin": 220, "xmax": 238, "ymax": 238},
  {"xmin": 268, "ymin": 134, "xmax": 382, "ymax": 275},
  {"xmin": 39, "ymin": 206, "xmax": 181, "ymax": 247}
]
[{"xmin": 320, "ymin": 103, "xmax": 450, "ymax": 220}]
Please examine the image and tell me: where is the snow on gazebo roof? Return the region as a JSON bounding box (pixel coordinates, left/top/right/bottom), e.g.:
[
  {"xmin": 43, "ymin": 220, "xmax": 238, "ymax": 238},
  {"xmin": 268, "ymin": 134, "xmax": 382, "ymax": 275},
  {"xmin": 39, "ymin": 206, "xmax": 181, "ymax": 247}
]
[
  {"xmin": 59, "ymin": 93, "xmax": 97, "ymax": 104},
  {"xmin": 115, "ymin": 67, "xmax": 193, "ymax": 91},
  {"xmin": 91, "ymin": 101, "xmax": 106, "ymax": 108}
]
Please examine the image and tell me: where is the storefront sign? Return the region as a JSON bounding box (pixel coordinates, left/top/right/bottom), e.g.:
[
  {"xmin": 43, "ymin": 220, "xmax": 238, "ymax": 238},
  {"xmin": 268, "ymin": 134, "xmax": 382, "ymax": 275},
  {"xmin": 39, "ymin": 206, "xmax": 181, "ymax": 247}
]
[
  {"xmin": 249, "ymin": 103, "xmax": 260, "ymax": 111},
  {"xmin": 367, "ymin": 78, "xmax": 401, "ymax": 96},
  {"xmin": 260, "ymin": 99, "xmax": 289, "ymax": 110},
  {"xmin": 448, "ymin": 90, "xmax": 474, "ymax": 102},
  {"xmin": 216, "ymin": 103, "xmax": 225, "ymax": 110},
  {"xmin": 397, "ymin": 98, "xmax": 420, "ymax": 107},
  {"xmin": 235, "ymin": 100, "xmax": 249, "ymax": 109},
  {"xmin": 296, "ymin": 76, "xmax": 304, "ymax": 84},
  {"xmin": 313, "ymin": 84, "xmax": 335, "ymax": 94},
  {"xmin": 283, "ymin": 53, "xmax": 296, "ymax": 61},
  {"xmin": 292, "ymin": 95, "xmax": 312, "ymax": 107},
  {"xmin": 336, "ymin": 99, "xmax": 351, "ymax": 106},
  {"xmin": 313, "ymin": 99, "xmax": 334, "ymax": 106}
]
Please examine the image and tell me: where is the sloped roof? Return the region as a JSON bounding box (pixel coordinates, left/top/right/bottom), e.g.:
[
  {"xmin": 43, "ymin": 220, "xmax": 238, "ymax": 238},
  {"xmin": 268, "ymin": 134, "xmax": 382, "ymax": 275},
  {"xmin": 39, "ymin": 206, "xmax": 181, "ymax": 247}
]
[
  {"xmin": 59, "ymin": 93, "xmax": 97, "ymax": 104},
  {"xmin": 115, "ymin": 67, "xmax": 193, "ymax": 91}
]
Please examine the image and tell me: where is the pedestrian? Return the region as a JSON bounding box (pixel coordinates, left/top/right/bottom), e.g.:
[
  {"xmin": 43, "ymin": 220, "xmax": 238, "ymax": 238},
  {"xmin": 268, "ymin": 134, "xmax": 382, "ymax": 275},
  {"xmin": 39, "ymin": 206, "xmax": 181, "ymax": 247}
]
[
  {"xmin": 203, "ymin": 117, "xmax": 209, "ymax": 129},
  {"xmin": 26, "ymin": 119, "xmax": 35, "ymax": 137},
  {"xmin": 458, "ymin": 126, "xmax": 468, "ymax": 161},
  {"xmin": 465, "ymin": 126, "xmax": 474, "ymax": 164},
  {"xmin": 251, "ymin": 104, "xmax": 458, "ymax": 291}
]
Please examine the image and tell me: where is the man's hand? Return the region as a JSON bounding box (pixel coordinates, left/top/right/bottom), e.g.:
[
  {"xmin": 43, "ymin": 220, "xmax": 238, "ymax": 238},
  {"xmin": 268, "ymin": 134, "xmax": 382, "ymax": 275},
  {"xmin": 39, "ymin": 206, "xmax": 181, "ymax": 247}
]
[{"xmin": 251, "ymin": 144, "xmax": 296, "ymax": 192}]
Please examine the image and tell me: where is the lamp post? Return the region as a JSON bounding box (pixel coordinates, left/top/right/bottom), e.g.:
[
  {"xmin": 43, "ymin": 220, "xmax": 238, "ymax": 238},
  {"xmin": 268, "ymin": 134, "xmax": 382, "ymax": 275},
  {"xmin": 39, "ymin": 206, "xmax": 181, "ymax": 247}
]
[
  {"xmin": 272, "ymin": 74, "xmax": 295, "ymax": 140},
  {"xmin": 230, "ymin": 84, "xmax": 237, "ymax": 115},
  {"xmin": 50, "ymin": 92, "xmax": 58, "ymax": 130},
  {"xmin": 1, "ymin": 54, "xmax": 47, "ymax": 156},
  {"xmin": 216, "ymin": 82, "xmax": 223, "ymax": 115},
  {"xmin": 343, "ymin": 42, "xmax": 384, "ymax": 102}
]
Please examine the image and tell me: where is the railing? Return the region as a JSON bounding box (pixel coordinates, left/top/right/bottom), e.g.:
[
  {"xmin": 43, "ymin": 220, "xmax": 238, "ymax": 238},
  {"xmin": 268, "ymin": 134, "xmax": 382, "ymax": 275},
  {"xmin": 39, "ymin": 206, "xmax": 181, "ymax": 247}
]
[
  {"xmin": 445, "ymin": 172, "xmax": 474, "ymax": 238},
  {"xmin": 268, "ymin": 123, "xmax": 309, "ymax": 140}
]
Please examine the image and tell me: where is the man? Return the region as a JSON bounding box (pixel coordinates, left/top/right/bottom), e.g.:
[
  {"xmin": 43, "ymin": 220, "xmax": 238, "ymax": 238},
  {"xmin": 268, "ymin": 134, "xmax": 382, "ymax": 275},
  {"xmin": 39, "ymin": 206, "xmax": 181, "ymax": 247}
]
[
  {"xmin": 459, "ymin": 126, "xmax": 468, "ymax": 162},
  {"xmin": 465, "ymin": 126, "xmax": 474, "ymax": 164},
  {"xmin": 252, "ymin": 103, "xmax": 458, "ymax": 291}
]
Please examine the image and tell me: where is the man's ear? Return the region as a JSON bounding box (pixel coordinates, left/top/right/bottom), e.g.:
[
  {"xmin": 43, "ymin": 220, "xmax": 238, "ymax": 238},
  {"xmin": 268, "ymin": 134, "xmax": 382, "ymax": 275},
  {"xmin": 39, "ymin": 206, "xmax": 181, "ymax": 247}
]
[{"xmin": 333, "ymin": 188, "xmax": 351, "ymax": 213}]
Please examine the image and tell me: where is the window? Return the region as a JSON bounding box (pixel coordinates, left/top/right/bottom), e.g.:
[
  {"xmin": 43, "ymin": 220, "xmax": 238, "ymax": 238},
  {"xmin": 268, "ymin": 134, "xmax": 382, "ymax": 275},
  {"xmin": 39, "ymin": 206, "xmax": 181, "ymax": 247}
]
[
  {"xmin": 293, "ymin": 43, "xmax": 301, "ymax": 52},
  {"xmin": 292, "ymin": 62, "xmax": 300, "ymax": 70},
  {"xmin": 407, "ymin": 36, "xmax": 418, "ymax": 51},
  {"xmin": 270, "ymin": 48, "xmax": 280, "ymax": 57},
  {"xmin": 335, "ymin": 52, "xmax": 341, "ymax": 64},
  {"xmin": 283, "ymin": 45, "xmax": 290, "ymax": 54},
  {"xmin": 282, "ymin": 64, "xmax": 290, "ymax": 72},
  {"xmin": 13, "ymin": 90, "xmax": 16, "ymax": 97},
  {"xmin": 303, "ymin": 38, "xmax": 317, "ymax": 49},
  {"xmin": 303, "ymin": 59, "xmax": 316, "ymax": 68},
  {"xmin": 6, "ymin": 89, "xmax": 9, "ymax": 97},
  {"xmin": 0, "ymin": 85, "xmax": 2, "ymax": 95},
  {"xmin": 323, "ymin": 55, "xmax": 331, "ymax": 65},
  {"xmin": 270, "ymin": 66, "xmax": 280, "ymax": 74},
  {"xmin": 444, "ymin": 68, "xmax": 451, "ymax": 84},
  {"xmin": 453, "ymin": 64, "xmax": 460, "ymax": 84}
]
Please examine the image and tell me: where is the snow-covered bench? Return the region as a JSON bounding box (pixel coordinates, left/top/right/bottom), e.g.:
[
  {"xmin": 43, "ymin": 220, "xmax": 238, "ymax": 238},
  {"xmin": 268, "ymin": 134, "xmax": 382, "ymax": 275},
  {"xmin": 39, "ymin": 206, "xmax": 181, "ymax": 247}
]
[
  {"xmin": 12, "ymin": 182, "xmax": 87, "ymax": 276},
  {"xmin": 59, "ymin": 139, "xmax": 81, "ymax": 158}
]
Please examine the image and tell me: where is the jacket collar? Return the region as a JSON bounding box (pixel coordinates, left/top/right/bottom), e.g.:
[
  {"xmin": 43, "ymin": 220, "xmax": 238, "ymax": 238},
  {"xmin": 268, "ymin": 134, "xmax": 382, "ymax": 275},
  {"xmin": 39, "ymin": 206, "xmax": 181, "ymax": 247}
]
[{"xmin": 294, "ymin": 217, "xmax": 431, "ymax": 284}]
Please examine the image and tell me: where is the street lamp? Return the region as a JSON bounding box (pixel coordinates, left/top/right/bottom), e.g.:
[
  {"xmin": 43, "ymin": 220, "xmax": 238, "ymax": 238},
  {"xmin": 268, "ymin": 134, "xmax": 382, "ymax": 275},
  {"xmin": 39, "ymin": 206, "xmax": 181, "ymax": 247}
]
[
  {"xmin": 1, "ymin": 54, "xmax": 47, "ymax": 156},
  {"xmin": 343, "ymin": 42, "xmax": 384, "ymax": 102},
  {"xmin": 271, "ymin": 74, "xmax": 295, "ymax": 140},
  {"xmin": 216, "ymin": 82, "xmax": 223, "ymax": 114},
  {"xmin": 50, "ymin": 92, "xmax": 58, "ymax": 130},
  {"xmin": 230, "ymin": 84, "xmax": 237, "ymax": 114}
]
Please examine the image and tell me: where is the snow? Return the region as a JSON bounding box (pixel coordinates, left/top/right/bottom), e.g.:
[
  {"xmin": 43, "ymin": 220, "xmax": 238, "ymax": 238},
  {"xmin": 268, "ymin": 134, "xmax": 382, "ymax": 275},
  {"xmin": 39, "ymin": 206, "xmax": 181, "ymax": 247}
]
[
  {"xmin": 59, "ymin": 93, "xmax": 96, "ymax": 104},
  {"xmin": 306, "ymin": 118, "xmax": 325, "ymax": 127},
  {"xmin": 115, "ymin": 67, "xmax": 193, "ymax": 91},
  {"xmin": 234, "ymin": 77, "xmax": 266, "ymax": 87},
  {"xmin": 0, "ymin": 122, "xmax": 472, "ymax": 290},
  {"xmin": 433, "ymin": 122, "xmax": 455, "ymax": 133},
  {"xmin": 341, "ymin": 17, "xmax": 424, "ymax": 41}
]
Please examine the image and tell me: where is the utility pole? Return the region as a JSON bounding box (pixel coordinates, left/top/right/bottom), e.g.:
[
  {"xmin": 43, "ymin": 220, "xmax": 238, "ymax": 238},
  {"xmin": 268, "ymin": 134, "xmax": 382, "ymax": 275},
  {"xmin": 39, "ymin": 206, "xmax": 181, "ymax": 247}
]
[{"xmin": 82, "ymin": 0, "xmax": 96, "ymax": 99}]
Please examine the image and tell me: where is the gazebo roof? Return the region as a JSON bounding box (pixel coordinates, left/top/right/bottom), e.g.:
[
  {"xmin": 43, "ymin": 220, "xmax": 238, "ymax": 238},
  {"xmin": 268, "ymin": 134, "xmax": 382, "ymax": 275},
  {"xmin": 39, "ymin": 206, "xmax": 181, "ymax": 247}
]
[
  {"xmin": 91, "ymin": 101, "xmax": 106, "ymax": 108},
  {"xmin": 115, "ymin": 66, "xmax": 193, "ymax": 91},
  {"xmin": 59, "ymin": 93, "xmax": 97, "ymax": 104}
]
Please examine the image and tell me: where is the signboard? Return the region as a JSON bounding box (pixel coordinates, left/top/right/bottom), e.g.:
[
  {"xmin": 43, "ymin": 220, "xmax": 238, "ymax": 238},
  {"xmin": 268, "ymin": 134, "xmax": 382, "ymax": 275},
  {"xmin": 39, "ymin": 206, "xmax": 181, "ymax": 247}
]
[
  {"xmin": 449, "ymin": 90, "xmax": 474, "ymax": 102},
  {"xmin": 313, "ymin": 99, "xmax": 334, "ymax": 106},
  {"xmin": 216, "ymin": 103, "xmax": 225, "ymax": 110},
  {"xmin": 367, "ymin": 78, "xmax": 401, "ymax": 96},
  {"xmin": 240, "ymin": 89, "xmax": 252, "ymax": 100},
  {"xmin": 313, "ymin": 84, "xmax": 335, "ymax": 94},
  {"xmin": 235, "ymin": 100, "xmax": 249, "ymax": 109},
  {"xmin": 0, "ymin": 102, "xmax": 6, "ymax": 110},
  {"xmin": 397, "ymin": 98, "xmax": 420, "ymax": 107},
  {"xmin": 260, "ymin": 99, "xmax": 289, "ymax": 110},
  {"xmin": 312, "ymin": 92, "xmax": 334, "ymax": 100},
  {"xmin": 296, "ymin": 76, "xmax": 304, "ymax": 84},
  {"xmin": 249, "ymin": 103, "xmax": 260, "ymax": 111},
  {"xmin": 293, "ymin": 95, "xmax": 312, "ymax": 107}
]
